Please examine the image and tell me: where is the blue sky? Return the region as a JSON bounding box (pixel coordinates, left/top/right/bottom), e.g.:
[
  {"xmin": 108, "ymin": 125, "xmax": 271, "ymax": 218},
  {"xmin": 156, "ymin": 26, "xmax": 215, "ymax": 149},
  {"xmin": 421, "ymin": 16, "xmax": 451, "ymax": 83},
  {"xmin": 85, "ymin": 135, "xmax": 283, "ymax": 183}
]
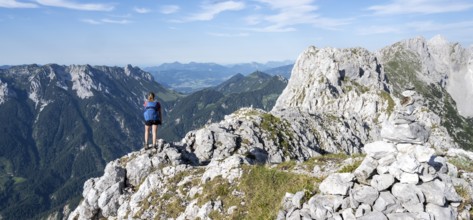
[{"xmin": 1, "ymin": 0, "xmax": 472, "ymax": 66}]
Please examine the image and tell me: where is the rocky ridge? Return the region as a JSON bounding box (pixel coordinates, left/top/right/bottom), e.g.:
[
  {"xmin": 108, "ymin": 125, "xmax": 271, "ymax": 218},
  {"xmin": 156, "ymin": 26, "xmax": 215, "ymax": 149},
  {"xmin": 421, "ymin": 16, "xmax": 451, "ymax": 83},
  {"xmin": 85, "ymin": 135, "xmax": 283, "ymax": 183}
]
[
  {"xmin": 69, "ymin": 37, "xmax": 473, "ymax": 219},
  {"xmin": 378, "ymin": 35, "xmax": 473, "ymax": 118},
  {"xmin": 278, "ymin": 89, "xmax": 473, "ymax": 219},
  {"xmin": 0, "ymin": 64, "xmax": 180, "ymax": 219},
  {"xmin": 378, "ymin": 36, "xmax": 473, "ymax": 150}
]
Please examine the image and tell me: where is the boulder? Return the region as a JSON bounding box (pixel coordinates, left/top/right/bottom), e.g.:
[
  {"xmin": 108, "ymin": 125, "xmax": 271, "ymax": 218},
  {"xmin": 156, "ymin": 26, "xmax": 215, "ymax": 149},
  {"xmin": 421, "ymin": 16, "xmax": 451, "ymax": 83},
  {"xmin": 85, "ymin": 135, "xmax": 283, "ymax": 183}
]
[
  {"xmin": 381, "ymin": 120, "xmax": 429, "ymax": 144},
  {"xmin": 386, "ymin": 213, "xmax": 417, "ymax": 220},
  {"xmin": 376, "ymin": 154, "xmax": 396, "ymax": 174},
  {"xmin": 341, "ymin": 208, "xmax": 356, "ymax": 220},
  {"xmin": 425, "ymin": 203, "xmax": 454, "ymax": 220},
  {"xmin": 397, "ymin": 154, "xmax": 421, "ymax": 173},
  {"xmin": 391, "ymin": 183, "xmax": 425, "ymax": 212},
  {"xmin": 352, "ymin": 185, "xmax": 379, "ymax": 206},
  {"xmin": 418, "ymin": 179, "xmax": 446, "ymax": 206},
  {"xmin": 354, "ymin": 156, "xmax": 378, "ymax": 184},
  {"xmin": 358, "ymin": 211, "xmax": 387, "ymax": 220},
  {"xmin": 399, "ymin": 172, "xmax": 419, "ymax": 184},
  {"xmin": 373, "ymin": 191, "xmax": 401, "ymax": 214},
  {"xmin": 363, "ymin": 141, "xmax": 397, "ymax": 159},
  {"xmin": 370, "ymin": 174, "xmax": 395, "ymax": 191},
  {"xmin": 125, "ymin": 154, "xmax": 153, "ymax": 186},
  {"xmin": 355, "ymin": 204, "xmax": 372, "ymax": 218},
  {"xmin": 414, "ymin": 145, "xmax": 435, "ymax": 162},
  {"xmin": 193, "ymin": 128, "xmax": 215, "ymax": 163},
  {"xmin": 319, "ymin": 173, "xmax": 355, "ymax": 196}
]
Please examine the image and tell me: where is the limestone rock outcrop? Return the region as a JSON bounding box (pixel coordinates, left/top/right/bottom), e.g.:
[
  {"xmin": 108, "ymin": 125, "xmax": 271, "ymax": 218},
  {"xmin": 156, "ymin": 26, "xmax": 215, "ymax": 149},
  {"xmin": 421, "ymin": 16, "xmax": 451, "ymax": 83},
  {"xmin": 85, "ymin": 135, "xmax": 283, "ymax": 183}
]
[
  {"xmin": 278, "ymin": 93, "xmax": 472, "ymax": 220},
  {"xmin": 69, "ymin": 37, "xmax": 473, "ymax": 220}
]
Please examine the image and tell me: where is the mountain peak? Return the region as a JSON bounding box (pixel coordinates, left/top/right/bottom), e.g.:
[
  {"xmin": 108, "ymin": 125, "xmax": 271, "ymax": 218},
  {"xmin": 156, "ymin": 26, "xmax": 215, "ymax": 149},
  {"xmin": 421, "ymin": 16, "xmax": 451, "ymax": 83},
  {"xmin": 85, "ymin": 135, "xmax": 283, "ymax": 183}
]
[{"xmin": 428, "ymin": 34, "xmax": 449, "ymax": 46}]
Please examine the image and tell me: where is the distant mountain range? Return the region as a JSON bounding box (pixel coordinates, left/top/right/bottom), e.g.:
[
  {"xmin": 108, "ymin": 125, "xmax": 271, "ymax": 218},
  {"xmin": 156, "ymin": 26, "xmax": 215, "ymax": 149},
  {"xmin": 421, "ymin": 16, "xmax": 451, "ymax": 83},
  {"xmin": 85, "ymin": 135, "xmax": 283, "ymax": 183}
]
[
  {"xmin": 0, "ymin": 64, "xmax": 180, "ymax": 219},
  {"xmin": 0, "ymin": 64, "xmax": 288, "ymax": 219},
  {"xmin": 160, "ymin": 71, "xmax": 288, "ymax": 141},
  {"xmin": 143, "ymin": 61, "xmax": 293, "ymax": 93}
]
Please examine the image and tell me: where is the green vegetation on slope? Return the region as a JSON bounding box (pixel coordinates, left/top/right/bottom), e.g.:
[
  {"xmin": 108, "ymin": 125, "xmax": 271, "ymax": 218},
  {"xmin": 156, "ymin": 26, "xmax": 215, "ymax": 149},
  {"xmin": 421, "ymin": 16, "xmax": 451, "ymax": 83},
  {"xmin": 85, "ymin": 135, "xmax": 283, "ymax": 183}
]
[
  {"xmin": 160, "ymin": 72, "xmax": 287, "ymax": 141},
  {"xmin": 198, "ymin": 165, "xmax": 320, "ymax": 220}
]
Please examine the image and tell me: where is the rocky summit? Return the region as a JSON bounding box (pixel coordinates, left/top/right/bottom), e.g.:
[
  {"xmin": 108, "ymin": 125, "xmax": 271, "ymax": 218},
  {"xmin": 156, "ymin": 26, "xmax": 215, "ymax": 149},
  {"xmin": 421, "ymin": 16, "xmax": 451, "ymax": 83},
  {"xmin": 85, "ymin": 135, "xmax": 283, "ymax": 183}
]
[{"xmin": 69, "ymin": 36, "xmax": 473, "ymax": 220}]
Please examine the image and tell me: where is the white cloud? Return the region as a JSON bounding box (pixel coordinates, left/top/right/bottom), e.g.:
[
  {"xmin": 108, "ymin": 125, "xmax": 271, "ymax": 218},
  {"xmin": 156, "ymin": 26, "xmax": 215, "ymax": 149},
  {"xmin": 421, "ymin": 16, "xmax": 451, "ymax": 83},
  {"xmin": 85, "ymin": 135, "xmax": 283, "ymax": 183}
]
[
  {"xmin": 81, "ymin": 18, "xmax": 101, "ymax": 25},
  {"xmin": 160, "ymin": 5, "xmax": 179, "ymax": 14},
  {"xmin": 248, "ymin": 0, "xmax": 350, "ymax": 32},
  {"xmin": 102, "ymin": 18, "xmax": 130, "ymax": 24},
  {"xmin": 356, "ymin": 20, "xmax": 473, "ymax": 36},
  {"xmin": 81, "ymin": 18, "xmax": 130, "ymax": 25},
  {"xmin": 245, "ymin": 15, "xmax": 262, "ymax": 25},
  {"xmin": 407, "ymin": 20, "xmax": 473, "ymax": 32},
  {"xmin": 368, "ymin": 0, "xmax": 473, "ymax": 15},
  {"xmin": 187, "ymin": 1, "xmax": 245, "ymax": 21},
  {"xmin": 207, "ymin": 32, "xmax": 249, "ymax": 37},
  {"xmin": 0, "ymin": 0, "xmax": 38, "ymax": 8},
  {"xmin": 357, "ymin": 26, "xmax": 402, "ymax": 35},
  {"xmin": 248, "ymin": 25, "xmax": 296, "ymax": 32},
  {"xmin": 134, "ymin": 7, "xmax": 150, "ymax": 14},
  {"xmin": 36, "ymin": 0, "xmax": 114, "ymax": 11}
]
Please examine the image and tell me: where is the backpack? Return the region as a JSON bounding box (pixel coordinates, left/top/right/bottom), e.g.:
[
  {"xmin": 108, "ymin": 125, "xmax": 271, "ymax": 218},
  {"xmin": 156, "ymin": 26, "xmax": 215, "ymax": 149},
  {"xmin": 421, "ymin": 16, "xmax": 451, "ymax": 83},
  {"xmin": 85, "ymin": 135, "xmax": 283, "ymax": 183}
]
[{"xmin": 143, "ymin": 101, "xmax": 160, "ymax": 121}]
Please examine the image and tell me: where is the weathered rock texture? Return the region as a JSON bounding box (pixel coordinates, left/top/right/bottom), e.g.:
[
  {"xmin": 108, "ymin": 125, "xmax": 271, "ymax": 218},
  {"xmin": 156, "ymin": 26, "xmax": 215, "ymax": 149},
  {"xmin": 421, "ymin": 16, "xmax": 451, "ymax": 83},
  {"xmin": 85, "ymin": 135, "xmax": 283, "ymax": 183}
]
[
  {"xmin": 278, "ymin": 91, "xmax": 472, "ymax": 220},
  {"xmin": 69, "ymin": 37, "xmax": 473, "ymax": 220}
]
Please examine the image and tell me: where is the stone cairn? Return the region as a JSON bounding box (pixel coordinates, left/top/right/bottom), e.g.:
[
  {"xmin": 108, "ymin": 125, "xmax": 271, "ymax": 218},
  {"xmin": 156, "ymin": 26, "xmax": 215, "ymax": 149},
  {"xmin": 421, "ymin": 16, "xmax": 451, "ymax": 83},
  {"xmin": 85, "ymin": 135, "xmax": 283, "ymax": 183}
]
[{"xmin": 278, "ymin": 90, "xmax": 472, "ymax": 220}]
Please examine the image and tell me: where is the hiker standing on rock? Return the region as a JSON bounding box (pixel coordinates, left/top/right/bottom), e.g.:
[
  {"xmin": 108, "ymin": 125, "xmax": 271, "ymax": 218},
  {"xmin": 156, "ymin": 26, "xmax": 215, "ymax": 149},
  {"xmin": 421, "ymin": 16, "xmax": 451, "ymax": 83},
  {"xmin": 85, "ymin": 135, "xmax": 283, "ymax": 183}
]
[{"xmin": 143, "ymin": 92, "xmax": 162, "ymax": 149}]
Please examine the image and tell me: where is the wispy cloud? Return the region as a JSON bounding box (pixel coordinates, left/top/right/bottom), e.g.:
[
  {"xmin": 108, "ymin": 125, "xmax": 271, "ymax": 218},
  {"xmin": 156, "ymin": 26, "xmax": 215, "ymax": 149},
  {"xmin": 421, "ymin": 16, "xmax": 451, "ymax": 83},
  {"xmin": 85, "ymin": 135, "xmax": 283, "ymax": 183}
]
[
  {"xmin": 357, "ymin": 25, "xmax": 402, "ymax": 35},
  {"xmin": 186, "ymin": 1, "xmax": 245, "ymax": 21},
  {"xmin": 81, "ymin": 18, "xmax": 131, "ymax": 25},
  {"xmin": 36, "ymin": 0, "xmax": 114, "ymax": 11},
  {"xmin": 356, "ymin": 20, "xmax": 473, "ymax": 36},
  {"xmin": 160, "ymin": 5, "xmax": 180, "ymax": 14},
  {"xmin": 0, "ymin": 0, "xmax": 38, "ymax": 8},
  {"xmin": 134, "ymin": 7, "xmax": 150, "ymax": 14},
  {"xmin": 368, "ymin": 0, "xmax": 473, "ymax": 15},
  {"xmin": 207, "ymin": 32, "xmax": 249, "ymax": 37},
  {"xmin": 248, "ymin": 0, "xmax": 351, "ymax": 32},
  {"xmin": 81, "ymin": 18, "xmax": 101, "ymax": 25},
  {"xmin": 407, "ymin": 20, "xmax": 473, "ymax": 32}
]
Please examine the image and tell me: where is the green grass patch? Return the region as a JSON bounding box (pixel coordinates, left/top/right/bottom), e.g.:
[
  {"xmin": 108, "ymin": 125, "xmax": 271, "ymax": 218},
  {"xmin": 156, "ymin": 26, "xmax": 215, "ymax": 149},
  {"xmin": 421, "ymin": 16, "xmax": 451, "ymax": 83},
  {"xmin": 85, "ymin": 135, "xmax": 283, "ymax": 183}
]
[
  {"xmin": 164, "ymin": 197, "xmax": 186, "ymax": 218},
  {"xmin": 301, "ymin": 153, "xmax": 363, "ymax": 174},
  {"xmin": 13, "ymin": 177, "xmax": 27, "ymax": 184},
  {"xmin": 276, "ymin": 160, "xmax": 297, "ymax": 171},
  {"xmin": 338, "ymin": 160, "xmax": 362, "ymax": 173},
  {"xmin": 260, "ymin": 113, "xmax": 296, "ymax": 157},
  {"xmin": 196, "ymin": 164, "xmax": 321, "ymax": 220},
  {"xmin": 448, "ymin": 157, "xmax": 473, "ymax": 173},
  {"xmin": 238, "ymin": 165, "xmax": 319, "ymax": 219},
  {"xmin": 454, "ymin": 185, "xmax": 472, "ymax": 215},
  {"xmin": 379, "ymin": 91, "xmax": 395, "ymax": 116}
]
